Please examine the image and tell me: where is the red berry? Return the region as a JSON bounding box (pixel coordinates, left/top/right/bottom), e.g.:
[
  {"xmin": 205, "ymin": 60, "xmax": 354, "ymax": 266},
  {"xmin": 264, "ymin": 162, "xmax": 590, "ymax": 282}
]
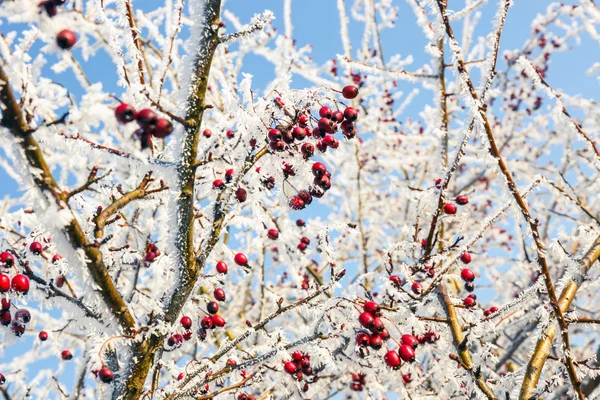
[
  {"xmin": 52, "ymin": 254, "xmax": 62, "ymax": 263},
  {"xmin": 136, "ymin": 109, "xmax": 158, "ymax": 131},
  {"xmin": 226, "ymin": 130, "xmax": 235, "ymax": 139},
  {"xmin": 358, "ymin": 312, "xmax": 374, "ymax": 329},
  {"xmin": 399, "ymin": 344, "xmax": 416, "ymax": 364},
  {"xmin": 41, "ymin": 1, "xmax": 57, "ymax": 17},
  {"xmin": 490, "ymin": 306, "xmax": 499, "ymax": 313},
  {"xmin": 384, "ymin": 350, "xmax": 402, "ymax": 368},
  {"xmin": 180, "ymin": 316, "xmax": 192, "ymax": 330},
  {"xmin": 212, "ymin": 179, "xmax": 225, "ymax": 190},
  {"xmin": 61, "ymin": 350, "xmax": 73, "ymax": 360},
  {"xmin": 292, "ymin": 126, "xmax": 306, "ymax": 141},
  {"xmin": 298, "ymin": 114, "xmax": 309, "ymax": 125},
  {"xmin": 153, "ymin": 118, "xmax": 174, "ymax": 138},
  {"xmin": 234, "ymin": 253, "xmax": 248, "ymax": 266},
  {"xmin": 456, "ymin": 195, "xmax": 469, "ymax": 205},
  {"xmin": 268, "ymin": 128, "xmax": 282, "ymax": 142},
  {"xmin": 403, "ymin": 373, "xmax": 412, "ymax": 384},
  {"xmin": 203, "ymin": 129, "xmax": 213, "ymax": 138},
  {"xmin": 0, "ymin": 275, "xmax": 9, "ymax": 293},
  {"xmin": 11, "ymin": 274, "xmax": 30, "ymax": 294},
  {"xmin": 207, "ymin": 301, "xmax": 219, "ymax": 315},
  {"xmin": 267, "ymin": 229, "xmax": 279, "ymax": 240},
  {"xmin": 301, "ymin": 143, "xmax": 315, "ymax": 159},
  {"xmin": 1, "ymin": 299, "xmax": 10, "ymax": 310},
  {"xmin": 11, "ymin": 322, "xmax": 24, "ymax": 336},
  {"xmin": 390, "ymin": 275, "xmax": 402, "ymax": 286},
  {"xmin": 401, "ymin": 334, "xmax": 419, "ymax": 349},
  {"xmin": 370, "ymin": 317, "xmax": 385, "ymax": 333},
  {"xmin": 56, "ymin": 29, "xmax": 77, "ymax": 50},
  {"xmin": 98, "ymin": 366, "xmax": 114, "ymax": 383},
  {"xmin": 311, "ymin": 162, "xmax": 327, "ymax": 177},
  {"xmin": 465, "ymin": 281, "xmax": 475, "ymax": 292},
  {"xmin": 350, "ymin": 383, "xmax": 363, "ymax": 391},
  {"xmin": 289, "ymin": 196, "xmax": 306, "ymax": 210},
  {"xmin": 463, "ymin": 296, "xmax": 476, "ymax": 308},
  {"xmin": 460, "ymin": 252, "xmax": 472, "ymax": 264},
  {"xmin": 115, "ymin": 103, "xmax": 136, "ymax": 124},
  {"xmin": 211, "ymin": 315, "xmax": 226, "ymax": 327},
  {"xmin": 484, "ymin": 309, "xmax": 492, "ymax": 317},
  {"xmin": 214, "ymin": 288, "xmax": 226, "ymax": 302},
  {"xmin": 443, "ymin": 203, "xmax": 457, "ymax": 215},
  {"xmin": 411, "ymin": 281, "xmax": 423, "ymax": 294},
  {"xmin": 301, "ymin": 237, "xmax": 310, "ymax": 245},
  {"xmin": 379, "ymin": 328, "xmax": 390, "ymax": 340},
  {"xmin": 39, "ymin": 331, "xmax": 48, "ymax": 341},
  {"xmin": 363, "ymin": 301, "xmax": 380, "ymax": 315},
  {"xmin": 342, "ymin": 85, "xmax": 359, "ymax": 99},
  {"xmin": 0, "ymin": 252, "xmax": 13, "ymax": 267},
  {"xmin": 201, "ymin": 317, "xmax": 213, "ymax": 330},
  {"xmin": 291, "ymin": 351, "xmax": 303, "ymax": 362},
  {"xmin": 343, "ymin": 107, "xmax": 358, "ymax": 122},
  {"xmin": 460, "ymin": 268, "xmax": 475, "ymax": 282},
  {"xmin": 235, "ymin": 188, "xmax": 247, "ymax": 202},
  {"xmin": 323, "ymin": 135, "xmax": 339, "ymax": 149},
  {"xmin": 296, "ymin": 219, "xmax": 305, "ymax": 227},
  {"xmin": 177, "ymin": 372, "xmax": 185, "ymax": 381},
  {"xmin": 216, "ymin": 261, "xmax": 228, "ymax": 274},
  {"xmin": 225, "ymin": 169, "xmax": 234, "ymax": 182},
  {"xmin": 14, "ymin": 309, "xmax": 30, "ymax": 324},
  {"xmin": 317, "ymin": 118, "xmax": 333, "ymax": 131},
  {"xmin": 30, "ymin": 241, "xmax": 43, "ymax": 255},
  {"xmin": 356, "ymin": 331, "xmax": 371, "ymax": 347},
  {"xmin": 283, "ymin": 361, "xmax": 297, "ymax": 374},
  {"xmin": 370, "ymin": 334, "xmax": 383, "ymax": 349},
  {"xmin": 319, "ymin": 106, "xmax": 333, "ymax": 119},
  {"xmin": 0, "ymin": 311, "xmax": 10, "ymax": 326}
]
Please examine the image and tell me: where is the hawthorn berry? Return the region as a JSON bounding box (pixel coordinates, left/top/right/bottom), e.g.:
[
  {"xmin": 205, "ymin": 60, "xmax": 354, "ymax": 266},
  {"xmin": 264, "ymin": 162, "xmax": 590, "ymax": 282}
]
[
  {"xmin": 463, "ymin": 296, "xmax": 476, "ymax": 308},
  {"xmin": 460, "ymin": 252, "xmax": 472, "ymax": 264},
  {"xmin": 292, "ymin": 126, "xmax": 306, "ymax": 141},
  {"xmin": 181, "ymin": 316, "xmax": 192, "ymax": 330},
  {"xmin": 39, "ymin": 331, "xmax": 48, "ymax": 341},
  {"xmin": 311, "ymin": 162, "xmax": 327, "ymax": 177},
  {"xmin": 358, "ymin": 312, "xmax": 374, "ymax": 329},
  {"xmin": 289, "ymin": 196, "xmax": 306, "ymax": 210},
  {"xmin": 115, "ymin": 103, "xmax": 136, "ymax": 124},
  {"xmin": 363, "ymin": 301, "xmax": 380, "ymax": 315},
  {"xmin": 203, "ymin": 129, "xmax": 212, "ymax": 138},
  {"xmin": 52, "ymin": 254, "xmax": 62, "ymax": 263},
  {"xmin": 443, "ymin": 203, "xmax": 457, "ymax": 215},
  {"xmin": 61, "ymin": 350, "xmax": 73, "ymax": 360},
  {"xmin": 370, "ymin": 334, "xmax": 383, "ymax": 349},
  {"xmin": 212, "ymin": 179, "xmax": 225, "ymax": 190},
  {"xmin": 343, "ymin": 107, "xmax": 358, "ymax": 122},
  {"xmin": 216, "ymin": 261, "xmax": 228, "ymax": 274},
  {"xmin": 398, "ymin": 344, "xmax": 416, "ymax": 362},
  {"xmin": 384, "ymin": 350, "xmax": 402, "ymax": 368},
  {"xmin": 490, "ymin": 306, "xmax": 499, "ymax": 313},
  {"xmin": 465, "ymin": 281, "xmax": 475, "ymax": 292},
  {"xmin": 301, "ymin": 143, "xmax": 315, "ymax": 159},
  {"xmin": 14, "ymin": 309, "xmax": 30, "ymax": 324},
  {"xmin": 0, "ymin": 311, "xmax": 11, "ymax": 326},
  {"xmin": 11, "ymin": 322, "xmax": 24, "ymax": 336},
  {"xmin": 401, "ymin": 334, "xmax": 419, "ymax": 349},
  {"xmin": 319, "ymin": 106, "xmax": 333, "ymax": 119},
  {"xmin": 456, "ymin": 195, "xmax": 469, "ymax": 205},
  {"xmin": 234, "ymin": 253, "xmax": 248, "ymax": 266},
  {"xmin": 296, "ymin": 219, "xmax": 305, "ymax": 227},
  {"xmin": 11, "ymin": 274, "xmax": 30, "ymax": 294},
  {"xmin": 267, "ymin": 229, "xmax": 279, "ymax": 240},
  {"xmin": 283, "ymin": 361, "xmax": 297, "ymax": 374},
  {"xmin": 201, "ymin": 317, "xmax": 213, "ymax": 330},
  {"xmin": 98, "ymin": 366, "xmax": 114, "ymax": 383},
  {"xmin": 177, "ymin": 373, "xmax": 185, "ymax": 381},
  {"xmin": 342, "ymin": 85, "xmax": 359, "ymax": 99},
  {"xmin": 411, "ymin": 281, "xmax": 423, "ymax": 294},
  {"xmin": 235, "ymin": 188, "xmax": 247, "ymax": 202},
  {"xmin": 460, "ymin": 268, "xmax": 475, "ymax": 282},
  {"xmin": 0, "ymin": 252, "xmax": 13, "ymax": 267},
  {"xmin": 30, "ymin": 241, "xmax": 43, "ymax": 255},
  {"xmin": 56, "ymin": 29, "xmax": 77, "ymax": 50},
  {"xmin": 207, "ymin": 301, "xmax": 219, "ymax": 315},
  {"xmin": 226, "ymin": 130, "xmax": 235, "ymax": 139},
  {"xmin": 225, "ymin": 169, "xmax": 234, "ymax": 182},
  {"xmin": 153, "ymin": 118, "xmax": 174, "ymax": 138},
  {"xmin": 370, "ymin": 317, "xmax": 384, "ymax": 333},
  {"xmin": 136, "ymin": 109, "xmax": 158, "ymax": 131},
  {"xmin": 379, "ymin": 328, "xmax": 390, "ymax": 340},
  {"xmin": 1, "ymin": 298, "xmax": 10, "ymax": 310},
  {"xmin": 214, "ymin": 288, "xmax": 226, "ymax": 301},
  {"xmin": 0, "ymin": 275, "xmax": 9, "ymax": 293},
  {"xmin": 211, "ymin": 315, "xmax": 226, "ymax": 327},
  {"xmin": 390, "ymin": 275, "xmax": 402, "ymax": 287},
  {"xmin": 356, "ymin": 331, "xmax": 371, "ymax": 347}
]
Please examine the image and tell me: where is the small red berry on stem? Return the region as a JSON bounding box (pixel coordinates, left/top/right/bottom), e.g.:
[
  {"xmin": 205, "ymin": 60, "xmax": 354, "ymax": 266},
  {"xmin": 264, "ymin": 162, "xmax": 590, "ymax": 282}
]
[
  {"xmin": 401, "ymin": 334, "xmax": 419, "ymax": 349},
  {"xmin": 234, "ymin": 253, "xmax": 248, "ymax": 266},
  {"xmin": 216, "ymin": 261, "xmax": 228, "ymax": 274},
  {"xmin": 411, "ymin": 281, "xmax": 423, "ymax": 294},
  {"xmin": 384, "ymin": 350, "xmax": 402, "ymax": 368},
  {"xmin": 0, "ymin": 275, "xmax": 9, "ymax": 293},
  {"xmin": 214, "ymin": 288, "xmax": 226, "ymax": 301},
  {"xmin": 180, "ymin": 316, "xmax": 192, "ymax": 330},
  {"xmin": 61, "ymin": 350, "xmax": 73, "ymax": 360},
  {"xmin": 98, "ymin": 366, "xmax": 114, "ymax": 383},
  {"xmin": 30, "ymin": 241, "xmax": 43, "ymax": 255},
  {"xmin": 39, "ymin": 331, "xmax": 48, "ymax": 341},
  {"xmin": 153, "ymin": 118, "xmax": 174, "ymax": 138},
  {"xmin": 0, "ymin": 252, "xmax": 13, "ymax": 266},
  {"xmin": 115, "ymin": 103, "xmax": 137, "ymax": 124},
  {"xmin": 460, "ymin": 268, "xmax": 475, "ymax": 282},
  {"xmin": 398, "ymin": 344, "xmax": 416, "ymax": 362},
  {"xmin": 267, "ymin": 229, "xmax": 279, "ymax": 240},
  {"xmin": 342, "ymin": 85, "xmax": 359, "ymax": 99},
  {"xmin": 456, "ymin": 195, "xmax": 469, "ymax": 205},
  {"xmin": 443, "ymin": 203, "xmax": 457, "ymax": 215},
  {"xmin": 11, "ymin": 274, "xmax": 30, "ymax": 294},
  {"xmin": 460, "ymin": 252, "xmax": 472, "ymax": 264},
  {"xmin": 358, "ymin": 312, "xmax": 374, "ymax": 329},
  {"xmin": 207, "ymin": 301, "xmax": 219, "ymax": 315},
  {"xmin": 56, "ymin": 29, "xmax": 77, "ymax": 50},
  {"xmin": 235, "ymin": 188, "xmax": 247, "ymax": 203}
]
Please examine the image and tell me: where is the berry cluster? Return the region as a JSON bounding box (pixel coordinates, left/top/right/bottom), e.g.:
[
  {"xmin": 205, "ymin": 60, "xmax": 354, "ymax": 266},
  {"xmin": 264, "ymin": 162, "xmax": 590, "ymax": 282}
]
[
  {"xmin": 356, "ymin": 301, "xmax": 389, "ymax": 351},
  {"xmin": 0, "ymin": 248, "xmax": 31, "ymax": 338},
  {"xmin": 383, "ymin": 333, "xmax": 421, "ymax": 369},
  {"xmin": 282, "ymin": 351, "xmax": 314, "ymax": 391},
  {"xmin": 115, "ymin": 104, "xmax": 174, "ymax": 149},
  {"xmin": 144, "ymin": 243, "xmax": 161, "ymax": 264},
  {"xmin": 443, "ymin": 194, "xmax": 469, "ymax": 215},
  {"xmin": 349, "ymin": 372, "xmax": 366, "ymax": 391}
]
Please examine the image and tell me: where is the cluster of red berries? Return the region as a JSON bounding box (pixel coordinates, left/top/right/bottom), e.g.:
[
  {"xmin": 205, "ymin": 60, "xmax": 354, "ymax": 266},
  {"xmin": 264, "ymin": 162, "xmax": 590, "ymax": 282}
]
[
  {"xmin": 349, "ymin": 372, "xmax": 366, "ymax": 391},
  {"xmin": 115, "ymin": 104, "xmax": 174, "ymax": 149},
  {"xmin": 297, "ymin": 236, "xmax": 310, "ymax": 251},
  {"xmin": 237, "ymin": 394, "xmax": 256, "ymax": 400},
  {"xmin": 384, "ymin": 333, "xmax": 421, "ymax": 369},
  {"xmin": 0, "ymin": 299, "xmax": 29, "ymax": 337},
  {"xmin": 144, "ymin": 243, "xmax": 161, "ymax": 264},
  {"xmin": 483, "ymin": 306, "xmax": 499, "ymax": 317},
  {"xmin": 282, "ymin": 351, "xmax": 313, "ymax": 390},
  {"xmin": 443, "ymin": 195, "xmax": 469, "ymax": 215},
  {"xmin": 356, "ymin": 301, "xmax": 389, "ymax": 351}
]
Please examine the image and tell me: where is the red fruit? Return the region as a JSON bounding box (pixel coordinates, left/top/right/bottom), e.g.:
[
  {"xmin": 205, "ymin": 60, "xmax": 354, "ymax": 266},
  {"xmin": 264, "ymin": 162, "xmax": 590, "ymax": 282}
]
[
  {"xmin": 398, "ymin": 344, "xmax": 416, "ymax": 362},
  {"xmin": 203, "ymin": 129, "xmax": 212, "ymax": 138},
  {"xmin": 234, "ymin": 253, "xmax": 248, "ymax": 266},
  {"xmin": 289, "ymin": 196, "xmax": 306, "ymax": 210},
  {"xmin": 319, "ymin": 106, "xmax": 333, "ymax": 119},
  {"xmin": 292, "ymin": 126, "xmax": 306, "ymax": 141},
  {"xmin": 350, "ymin": 383, "xmax": 363, "ymax": 391},
  {"xmin": 30, "ymin": 241, "xmax": 43, "ymax": 255},
  {"xmin": 11, "ymin": 322, "xmax": 24, "ymax": 336},
  {"xmin": 343, "ymin": 107, "xmax": 358, "ymax": 122},
  {"xmin": 370, "ymin": 317, "xmax": 385, "ymax": 333},
  {"xmin": 283, "ymin": 361, "xmax": 297, "ymax": 374},
  {"xmin": 0, "ymin": 275, "xmax": 9, "ymax": 293},
  {"xmin": 39, "ymin": 331, "xmax": 48, "ymax": 341},
  {"xmin": 211, "ymin": 315, "xmax": 225, "ymax": 327},
  {"xmin": 298, "ymin": 114, "xmax": 309, "ymax": 125},
  {"xmin": 177, "ymin": 373, "xmax": 185, "ymax": 381},
  {"xmin": 267, "ymin": 128, "xmax": 282, "ymax": 142},
  {"xmin": 298, "ymin": 190, "xmax": 313, "ymax": 206},
  {"xmin": 180, "ymin": 316, "xmax": 192, "ymax": 330},
  {"xmin": 323, "ymin": 135, "xmax": 339, "ymax": 149},
  {"xmin": 201, "ymin": 317, "xmax": 213, "ymax": 330},
  {"xmin": 456, "ymin": 195, "xmax": 469, "ymax": 205},
  {"xmin": 296, "ymin": 219, "xmax": 305, "ymax": 227},
  {"xmin": 14, "ymin": 309, "xmax": 30, "ymax": 324},
  {"xmin": 411, "ymin": 281, "xmax": 423, "ymax": 294},
  {"xmin": 225, "ymin": 169, "xmax": 234, "ymax": 182},
  {"xmin": 379, "ymin": 328, "xmax": 390, "ymax": 340},
  {"xmin": 11, "ymin": 274, "xmax": 30, "ymax": 294},
  {"xmin": 484, "ymin": 310, "xmax": 492, "ymax": 317},
  {"xmin": 463, "ymin": 296, "xmax": 476, "ymax": 307},
  {"xmin": 460, "ymin": 268, "xmax": 475, "ymax": 282},
  {"xmin": 183, "ymin": 330, "xmax": 193, "ymax": 340},
  {"xmin": 443, "ymin": 203, "xmax": 457, "ymax": 215},
  {"xmin": 369, "ymin": 334, "xmax": 383, "ymax": 349},
  {"xmin": 331, "ymin": 110, "xmax": 344, "ymax": 123},
  {"xmin": 435, "ymin": 178, "xmax": 443, "ymax": 188},
  {"xmin": 401, "ymin": 334, "xmax": 419, "ymax": 349},
  {"xmin": 1, "ymin": 299, "xmax": 10, "ymax": 310},
  {"xmin": 384, "ymin": 350, "xmax": 402, "ymax": 368},
  {"xmin": 41, "ymin": 1, "xmax": 58, "ymax": 17},
  {"xmin": 51, "ymin": 254, "xmax": 62, "ymax": 263},
  {"xmin": 318, "ymin": 118, "xmax": 333, "ymax": 131},
  {"xmin": 226, "ymin": 130, "xmax": 235, "ymax": 139},
  {"xmin": 267, "ymin": 229, "xmax": 279, "ymax": 240},
  {"xmin": 390, "ymin": 275, "xmax": 402, "ymax": 287},
  {"xmin": 207, "ymin": 301, "xmax": 219, "ymax": 315},
  {"xmin": 136, "ymin": 109, "xmax": 158, "ymax": 131},
  {"xmin": 212, "ymin": 179, "xmax": 225, "ymax": 190},
  {"xmin": 98, "ymin": 366, "xmax": 114, "ymax": 383},
  {"xmin": 281, "ymin": 129, "xmax": 294, "ymax": 144},
  {"xmin": 269, "ymin": 140, "xmax": 285, "ymax": 152},
  {"xmin": 356, "ymin": 331, "xmax": 371, "ymax": 347},
  {"xmin": 216, "ymin": 261, "xmax": 228, "ymax": 274},
  {"xmin": 301, "ymin": 237, "xmax": 310, "ymax": 245},
  {"xmin": 214, "ymin": 288, "xmax": 226, "ymax": 302},
  {"xmin": 235, "ymin": 188, "xmax": 247, "ymax": 202},
  {"xmin": 342, "ymin": 85, "xmax": 359, "ymax": 99},
  {"xmin": 460, "ymin": 252, "xmax": 472, "ymax": 264},
  {"xmin": 301, "ymin": 143, "xmax": 315, "ymax": 159},
  {"xmin": 153, "ymin": 118, "xmax": 174, "ymax": 138},
  {"xmin": 403, "ymin": 373, "xmax": 412, "ymax": 384},
  {"xmin": 61, "ymin": 350, "xmax": 73, "ymax": 360},
  {"xmin": 358, "ymin": 312, "xmax": 374, "ymax": 329},
  {"xmin": 314, "ymin": 175, "xmax": 331, "ymax": 191},
  {"xmin": 115, "ymin": 103, "xmax": 136, "ymax": 124},
  {"xmin": 311, "ymin": 162, "xmax": 327, "ymax": 177},
  {"xmin": 56, "ymin": 29, "xmax": 77, "ymax": 50},
  {"xmin": 465, "ymin": 281, "xmax": 475, "ymax": 292},
  {"xmin": 0, "ymin": 311, "xmax": 11, "ymax": 326},
  {"xmin": 490, "ymin": 306, "xmax": 499, "ymax": 313},
  {"xmin": 363, "ymin": 301, "xmax": 380, "ymax": 315},
  {"xmin": 0, "ymin": 252, "xmax": 13, "ymax": 267}
]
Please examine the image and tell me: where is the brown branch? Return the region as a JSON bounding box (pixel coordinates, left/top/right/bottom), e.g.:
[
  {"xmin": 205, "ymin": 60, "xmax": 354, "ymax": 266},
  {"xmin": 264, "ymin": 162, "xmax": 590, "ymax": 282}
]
[
  {"xmin": 94, "ymin": 171, "xmax": 167, "ymax": 238},
  {"xmin": 65, "ymin": 166, "xmax": 111, "ymax": 200},
  {"xmin": 193, "ymin": 373, "xmax": 255, "ymax": 400},
  {"xmin": 0, "ymin": 64, "xmax": 135, "ymax": 331},
  {"xmin": 124, "ymin": 0, "xmax": 145, "ymax": 85}
]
